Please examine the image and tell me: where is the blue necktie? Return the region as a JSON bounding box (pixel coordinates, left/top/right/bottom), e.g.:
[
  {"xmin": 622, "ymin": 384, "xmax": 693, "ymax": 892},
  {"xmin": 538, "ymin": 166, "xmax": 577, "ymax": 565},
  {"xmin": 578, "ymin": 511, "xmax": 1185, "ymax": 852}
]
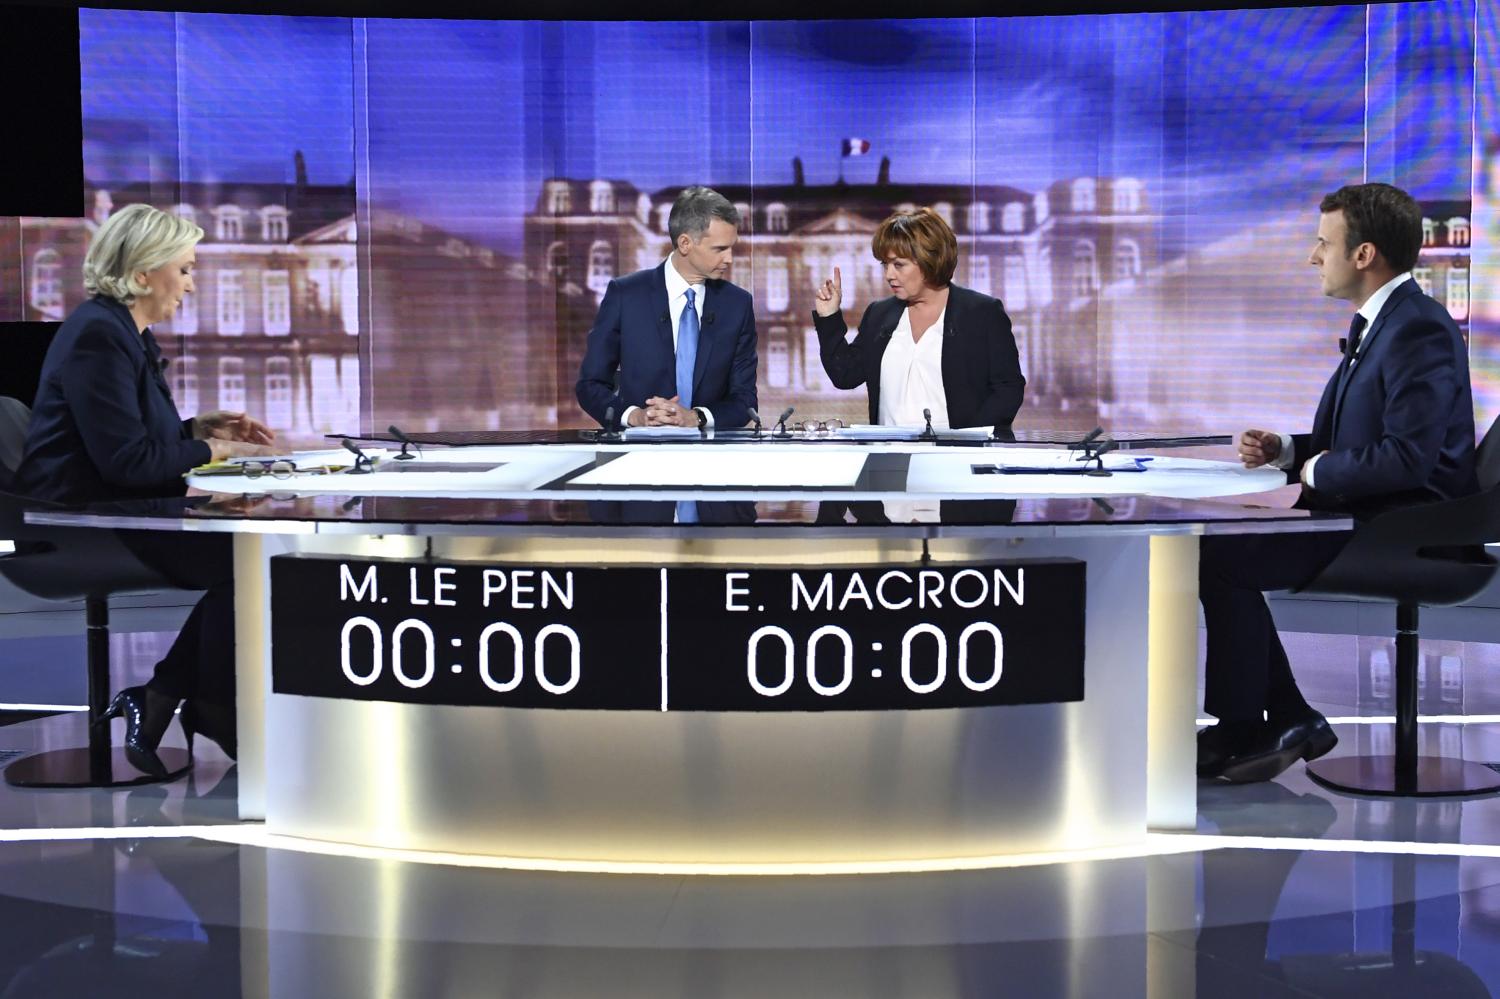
[
  {"xmin": 675, "ymin": 290, "xmax": 700, "ymax": 525},
  {"xmin": 676, "ymin": 287, "xmax": 699, "ymax": 410}
]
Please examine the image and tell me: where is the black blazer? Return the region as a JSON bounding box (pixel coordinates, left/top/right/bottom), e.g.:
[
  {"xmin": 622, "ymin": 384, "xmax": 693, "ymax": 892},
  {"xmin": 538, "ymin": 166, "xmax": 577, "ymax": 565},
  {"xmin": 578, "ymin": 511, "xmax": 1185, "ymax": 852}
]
[
  {"xmin": 13, "ymin": 296, "xmax": 210, "ymax": 505},
  {"xmin": 1290, "ymin": 279, "xmax": 1477, "ymax": 518},
  {"xmin": 813, "ymin": 284, "xmax": 1025, "ymax": 429}
]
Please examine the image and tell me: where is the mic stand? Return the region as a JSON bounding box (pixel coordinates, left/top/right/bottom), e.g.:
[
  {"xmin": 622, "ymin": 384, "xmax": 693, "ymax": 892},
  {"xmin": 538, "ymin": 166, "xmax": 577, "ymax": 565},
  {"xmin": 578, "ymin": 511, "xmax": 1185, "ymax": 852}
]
[
  {"xmin": 341, "ymin": 438, "xmax": 376, "ymax": 475},
  {"xmin": 1072, "ymin": 434, "xmax": 1115, "ymax": 476},
  {"xmin": 387, "ymin": 424, "xmax": 417, "ymax": 460},
  {"xmin": 919, "ymin": 407, "xmax": 938, "ymax": 442},
  {"xmin": 596, "ymin": 407, "xmax": 624, "ymax": 443}
]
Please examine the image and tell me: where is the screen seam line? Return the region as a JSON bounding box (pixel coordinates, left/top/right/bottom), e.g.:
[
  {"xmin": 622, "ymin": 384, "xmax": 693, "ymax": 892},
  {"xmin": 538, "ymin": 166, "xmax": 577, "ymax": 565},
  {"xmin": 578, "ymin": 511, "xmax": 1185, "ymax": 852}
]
[{"xmin": 660, "ymin": 567, "xmax": 669, "ymax": 711}]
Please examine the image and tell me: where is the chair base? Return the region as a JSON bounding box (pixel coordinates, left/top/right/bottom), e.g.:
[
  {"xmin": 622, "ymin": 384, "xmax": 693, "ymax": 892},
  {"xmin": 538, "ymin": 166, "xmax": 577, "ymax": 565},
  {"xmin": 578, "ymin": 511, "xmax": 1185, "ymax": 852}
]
[
  {"xmin": 3, "ymin": 748, "xmax": 192, "ymax": 789},
  {"xmin": 1306, "ymin": 755, "xmax": 1500, "ymax": 797}
]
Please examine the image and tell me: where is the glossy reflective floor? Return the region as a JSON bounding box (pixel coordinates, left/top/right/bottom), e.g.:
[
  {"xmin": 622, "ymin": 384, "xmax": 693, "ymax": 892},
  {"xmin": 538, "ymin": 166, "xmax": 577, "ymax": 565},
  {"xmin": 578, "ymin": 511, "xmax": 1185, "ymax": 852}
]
[{"xmin": 5, "ymin": 605, "xmax": 1500, "ymax": 996}]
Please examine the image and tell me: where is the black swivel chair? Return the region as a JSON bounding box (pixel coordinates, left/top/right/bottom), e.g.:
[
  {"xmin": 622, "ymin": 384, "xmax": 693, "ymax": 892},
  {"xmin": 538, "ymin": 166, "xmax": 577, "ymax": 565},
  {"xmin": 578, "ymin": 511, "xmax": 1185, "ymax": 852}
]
[
  {"xmin": 1294, "ymin": 413, "xmax": 1500, "ymax": 796},
  {"xmin": 0, "ymin": 395, "xmax": 192, "ymax": 787}
]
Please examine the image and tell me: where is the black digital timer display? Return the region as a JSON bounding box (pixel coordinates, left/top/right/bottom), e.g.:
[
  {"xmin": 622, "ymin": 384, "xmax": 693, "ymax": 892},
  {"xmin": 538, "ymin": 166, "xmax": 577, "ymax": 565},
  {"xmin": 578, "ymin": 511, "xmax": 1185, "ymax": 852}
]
[{"xmin": 270, "ymin": 556, "xmax": 1086, "ymax": 712}]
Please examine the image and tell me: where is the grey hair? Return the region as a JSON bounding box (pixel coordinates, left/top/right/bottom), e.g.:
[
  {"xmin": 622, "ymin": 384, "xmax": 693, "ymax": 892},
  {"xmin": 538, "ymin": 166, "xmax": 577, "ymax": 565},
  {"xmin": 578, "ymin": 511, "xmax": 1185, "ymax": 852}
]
[
  {"xmin": 667, "ymin": 186, "xmax": 739, "ymax": 245},
  {"xmin": 83, "ymin": 203, "xmax": 204, "ymax": 305}
]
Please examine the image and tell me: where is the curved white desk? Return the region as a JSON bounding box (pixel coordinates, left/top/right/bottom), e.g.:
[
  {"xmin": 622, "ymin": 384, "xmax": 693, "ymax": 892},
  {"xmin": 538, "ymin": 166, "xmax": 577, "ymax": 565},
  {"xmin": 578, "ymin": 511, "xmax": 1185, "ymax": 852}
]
[{"xmin": 29, "ymin": 439, "xmax": 1349, "ymax": 869}]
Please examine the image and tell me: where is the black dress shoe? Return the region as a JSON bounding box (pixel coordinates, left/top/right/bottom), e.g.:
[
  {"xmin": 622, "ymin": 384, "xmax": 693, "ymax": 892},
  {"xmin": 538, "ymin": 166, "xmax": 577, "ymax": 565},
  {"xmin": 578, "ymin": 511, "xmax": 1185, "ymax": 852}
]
[
  {"xmin": 1216, "ymin": 713, "xmax": 1338, "ymax": 785},
  {"xmin": 1197, "ymin": 725, "xmax": 1241, "ymax": 779}
]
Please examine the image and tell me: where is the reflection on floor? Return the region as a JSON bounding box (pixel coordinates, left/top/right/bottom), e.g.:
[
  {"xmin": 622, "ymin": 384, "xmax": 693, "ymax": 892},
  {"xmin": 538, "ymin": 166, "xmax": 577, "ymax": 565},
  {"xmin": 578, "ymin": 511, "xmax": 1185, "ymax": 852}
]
[{"xmin": 2, "ymin": 620, "xmax": 1500, "ymax": 996}]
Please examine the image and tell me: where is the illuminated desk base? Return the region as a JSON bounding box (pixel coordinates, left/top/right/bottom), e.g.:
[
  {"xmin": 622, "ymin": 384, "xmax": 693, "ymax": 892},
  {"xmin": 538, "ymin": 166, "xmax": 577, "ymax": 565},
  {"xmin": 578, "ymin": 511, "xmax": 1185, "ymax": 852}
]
[{"xmin": 235, "ymin": 531, "xmax": 1197, "ymax": 865}]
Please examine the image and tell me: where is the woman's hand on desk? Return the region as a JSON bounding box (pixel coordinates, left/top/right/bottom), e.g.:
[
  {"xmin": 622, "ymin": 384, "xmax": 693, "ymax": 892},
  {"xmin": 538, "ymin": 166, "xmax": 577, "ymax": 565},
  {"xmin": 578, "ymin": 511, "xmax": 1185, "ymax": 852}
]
[
  {"xmin": 193, "ymin": 410, "xmax": 277, "ymax": 446},
  {"xmin": 813, "ymin": 267, "xmax": 844, "ymax": 318},
  {"xmin": 206, "ymin": 438, "xmax": 280, "ymax": 463}
]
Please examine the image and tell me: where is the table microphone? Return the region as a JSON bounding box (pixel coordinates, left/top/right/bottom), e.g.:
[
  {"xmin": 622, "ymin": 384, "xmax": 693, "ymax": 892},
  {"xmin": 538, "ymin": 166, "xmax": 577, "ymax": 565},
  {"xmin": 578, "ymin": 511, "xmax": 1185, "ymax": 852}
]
[
  {"xmin": 599, "ymin": 406, "xmax": 623, "ymax": 442},
  {"xmin": 387, "ymin": 424, "xmax": 418, "ymax": 460},
  {"xmin": 920, "ymin": 407, "xmax": 937, "ymax": 441},
  {"xmin": 773, "ymin": 406, "xmax": 795, "ymax": 437},
  {"xmin": 747, "ymin": 407, "xmax": 764, "ymax": 437},
  {"xmin": 341, "ymin": 436, "xmax": 374, "ymax": 474}
]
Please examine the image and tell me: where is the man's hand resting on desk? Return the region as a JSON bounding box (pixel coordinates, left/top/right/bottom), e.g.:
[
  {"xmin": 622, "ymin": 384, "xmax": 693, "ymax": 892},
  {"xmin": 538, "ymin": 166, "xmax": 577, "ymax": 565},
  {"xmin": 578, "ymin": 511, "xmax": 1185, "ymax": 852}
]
[
  {"xmin": 641, "ymin": 395, "xmax": 700, "ymax": 428},
  {"xmin": 1237, "ymin": 428, "xmax": 1283, "ymax": 468},
  {"xmin": 193, "ymin": 410, "xmax": 277, "ymax": 446},
  {"xmin": 205, "ymin": 438, "xmax": 280, "ymax": 463}
]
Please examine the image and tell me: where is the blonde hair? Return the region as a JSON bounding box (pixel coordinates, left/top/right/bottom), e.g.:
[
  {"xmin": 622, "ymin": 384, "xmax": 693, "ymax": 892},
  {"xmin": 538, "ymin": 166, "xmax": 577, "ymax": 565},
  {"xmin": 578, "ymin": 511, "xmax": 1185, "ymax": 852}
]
[{"xmin": 83, "ymin": 203, "xmax": 203, "ymax": 305}]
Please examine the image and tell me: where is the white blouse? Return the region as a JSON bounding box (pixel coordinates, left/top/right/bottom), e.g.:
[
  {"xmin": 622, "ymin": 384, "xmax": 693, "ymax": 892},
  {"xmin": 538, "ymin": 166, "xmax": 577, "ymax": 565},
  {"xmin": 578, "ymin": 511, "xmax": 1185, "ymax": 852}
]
[{"xmin": 877, "ymin": 305, "xmax": 949, "ymax": 428}]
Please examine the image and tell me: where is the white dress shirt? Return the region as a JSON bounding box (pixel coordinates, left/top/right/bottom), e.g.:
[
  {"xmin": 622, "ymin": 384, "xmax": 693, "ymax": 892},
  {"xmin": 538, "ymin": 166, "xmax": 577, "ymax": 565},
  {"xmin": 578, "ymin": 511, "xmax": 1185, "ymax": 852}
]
[
  {"xmin": 878, "ymin": 305, "xmax": 949, "ymax": 428},
  {"xmin": 1273, "ymin": 271, "xmax": 1413, "ymax": 487},
  {"xmin": 622, "ymin": 255, "xmax": 713, "ymax": 429}
]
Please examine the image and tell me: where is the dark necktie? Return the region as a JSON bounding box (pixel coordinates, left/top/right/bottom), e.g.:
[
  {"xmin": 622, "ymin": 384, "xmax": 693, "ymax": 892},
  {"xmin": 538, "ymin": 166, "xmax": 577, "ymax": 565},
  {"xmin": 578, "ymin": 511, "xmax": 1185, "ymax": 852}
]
[
  {"xmin": 1343, "ymin": 313, "xmax": 1367, "ymax": 365},
  {"xmin": 1331, "ymin": 313, "xmax": 1367, "ymax": 439}
]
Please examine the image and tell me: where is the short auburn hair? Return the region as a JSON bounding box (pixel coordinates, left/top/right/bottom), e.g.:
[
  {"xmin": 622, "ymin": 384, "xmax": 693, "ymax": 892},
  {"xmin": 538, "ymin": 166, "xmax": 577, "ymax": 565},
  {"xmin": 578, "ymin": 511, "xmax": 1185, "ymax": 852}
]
[{"xmin": 871, "ymin": 207, "xmax": 957, "ymax": 288}]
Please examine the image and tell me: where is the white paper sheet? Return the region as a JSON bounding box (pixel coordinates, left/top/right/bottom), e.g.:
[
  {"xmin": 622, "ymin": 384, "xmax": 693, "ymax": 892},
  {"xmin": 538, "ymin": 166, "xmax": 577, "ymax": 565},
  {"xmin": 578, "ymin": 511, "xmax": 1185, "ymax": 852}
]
[
  {"xmin": 836, "ymin": 425, "xmax": 991, "ymax": 442},
  {"xmin": 189, "ymin": 449, "xmax": 592, "ymax": 496},
  {"xmin": 569, "ymin": 449, "xmax": 867, "ymax": 489},
  {"xmin": 623, "ymin": 426, "xmax": 702, "ymax": 440}
]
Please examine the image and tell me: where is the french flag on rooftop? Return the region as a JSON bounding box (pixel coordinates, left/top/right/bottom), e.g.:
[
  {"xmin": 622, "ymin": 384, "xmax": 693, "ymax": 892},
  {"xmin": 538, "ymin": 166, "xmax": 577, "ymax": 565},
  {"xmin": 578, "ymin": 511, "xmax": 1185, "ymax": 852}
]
[{"xmin": 841, "ymin": 138, "xmax": 871, "ymax": 157}]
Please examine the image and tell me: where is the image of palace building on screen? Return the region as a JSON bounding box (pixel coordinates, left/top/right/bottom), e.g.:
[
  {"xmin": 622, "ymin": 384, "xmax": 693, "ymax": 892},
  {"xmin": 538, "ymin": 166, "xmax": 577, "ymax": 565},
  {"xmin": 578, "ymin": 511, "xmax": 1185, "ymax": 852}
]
[{"xmin": 6, "ymin": 159, "xmax": 1471, "ymax": 438}]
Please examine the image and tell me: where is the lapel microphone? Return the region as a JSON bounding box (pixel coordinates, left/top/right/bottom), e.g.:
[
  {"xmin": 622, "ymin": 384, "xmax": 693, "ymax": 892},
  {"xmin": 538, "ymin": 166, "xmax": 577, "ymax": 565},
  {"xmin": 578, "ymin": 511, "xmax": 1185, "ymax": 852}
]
[
  {"xmin": 659, "ymin": 312, "xmax": 668, "ymax": 324},
  {"xmin": 705, "ymin": 313, "xmax": 715, "ymax": 326}
]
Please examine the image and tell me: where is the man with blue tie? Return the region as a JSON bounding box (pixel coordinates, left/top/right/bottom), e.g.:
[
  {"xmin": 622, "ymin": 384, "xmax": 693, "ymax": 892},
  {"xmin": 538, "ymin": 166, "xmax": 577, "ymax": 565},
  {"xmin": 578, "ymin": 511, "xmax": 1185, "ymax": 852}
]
[
  {"xmin": 1197, "ymin": 183, "xmax": 1478, "ymax": 784},
  {"xmin": 576, "ymin": 186, "xmax": 758, "ymax": 430}
]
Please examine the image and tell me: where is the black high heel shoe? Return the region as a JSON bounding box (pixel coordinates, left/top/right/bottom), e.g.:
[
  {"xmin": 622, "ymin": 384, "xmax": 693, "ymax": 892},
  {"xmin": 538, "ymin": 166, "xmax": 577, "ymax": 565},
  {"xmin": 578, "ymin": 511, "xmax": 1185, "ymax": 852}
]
[
  {"xmin": 180, "ymin": 705, "xmax": 196, "ymax": 760},
  {"xmin": 180, "ymin": 699, "xmax": 237, "ymax": 761},
  {"xmin": 98, "ymin": 685, "xmax": 176, "ymax": 778}
]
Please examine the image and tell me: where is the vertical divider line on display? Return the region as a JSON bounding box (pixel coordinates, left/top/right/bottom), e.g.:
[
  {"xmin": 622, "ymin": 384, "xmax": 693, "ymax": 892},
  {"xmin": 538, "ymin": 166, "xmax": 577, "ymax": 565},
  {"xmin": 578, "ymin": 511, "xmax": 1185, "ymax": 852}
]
[{"xmin": 660, "ymin": 567, "xmax": 670, "ymax": 711}]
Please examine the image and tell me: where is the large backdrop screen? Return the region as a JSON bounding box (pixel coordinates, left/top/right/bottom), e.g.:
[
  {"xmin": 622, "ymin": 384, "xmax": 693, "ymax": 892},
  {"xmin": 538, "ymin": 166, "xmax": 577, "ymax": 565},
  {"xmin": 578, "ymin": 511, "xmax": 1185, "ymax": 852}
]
[{"xmin": 6, "ymin": 5, "xmax": 1498, "ymax": 444}]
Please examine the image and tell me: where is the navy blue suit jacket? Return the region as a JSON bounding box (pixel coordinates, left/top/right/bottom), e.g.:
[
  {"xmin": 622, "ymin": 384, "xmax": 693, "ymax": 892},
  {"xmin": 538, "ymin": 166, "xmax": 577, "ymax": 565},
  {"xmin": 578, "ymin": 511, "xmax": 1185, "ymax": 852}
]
[
  {"xmin": 813, "ymin": 284, "xmax": 1025, "ymax": 429},
  {"xmin": 1291, "ymin": 279, "xmax": 1477, "ymax": 518},
  {"xmin": 13, "ymin": 296, "xmax": 210, "ymax": 505},
  {"xmin": 575, "ymin": 262, "xmax": 758, "ymax": 428}
]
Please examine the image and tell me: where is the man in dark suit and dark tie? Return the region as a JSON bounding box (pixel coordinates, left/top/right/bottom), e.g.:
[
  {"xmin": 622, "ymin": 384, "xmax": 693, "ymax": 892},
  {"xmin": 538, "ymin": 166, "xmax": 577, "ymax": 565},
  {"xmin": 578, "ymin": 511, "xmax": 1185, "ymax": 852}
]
[
  {"xmin": 576, "ymin": 186, "xmax": 758, "ymax": 431},
  {"xmin": 1197, "ymin": 182, "xmax": 1478, "ymax": 784}
]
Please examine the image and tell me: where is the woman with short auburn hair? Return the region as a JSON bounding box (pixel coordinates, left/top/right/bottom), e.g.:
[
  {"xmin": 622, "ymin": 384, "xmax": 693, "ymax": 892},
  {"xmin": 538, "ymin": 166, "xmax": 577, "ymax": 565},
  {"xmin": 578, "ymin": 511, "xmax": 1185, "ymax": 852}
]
[
  {"xmin": 12, "ymin": 202, "xmax": 278, "ymax": 778},
  {"xmin": 813, "ymin": 206, "xmax": 1025, "ymax": 429}
]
